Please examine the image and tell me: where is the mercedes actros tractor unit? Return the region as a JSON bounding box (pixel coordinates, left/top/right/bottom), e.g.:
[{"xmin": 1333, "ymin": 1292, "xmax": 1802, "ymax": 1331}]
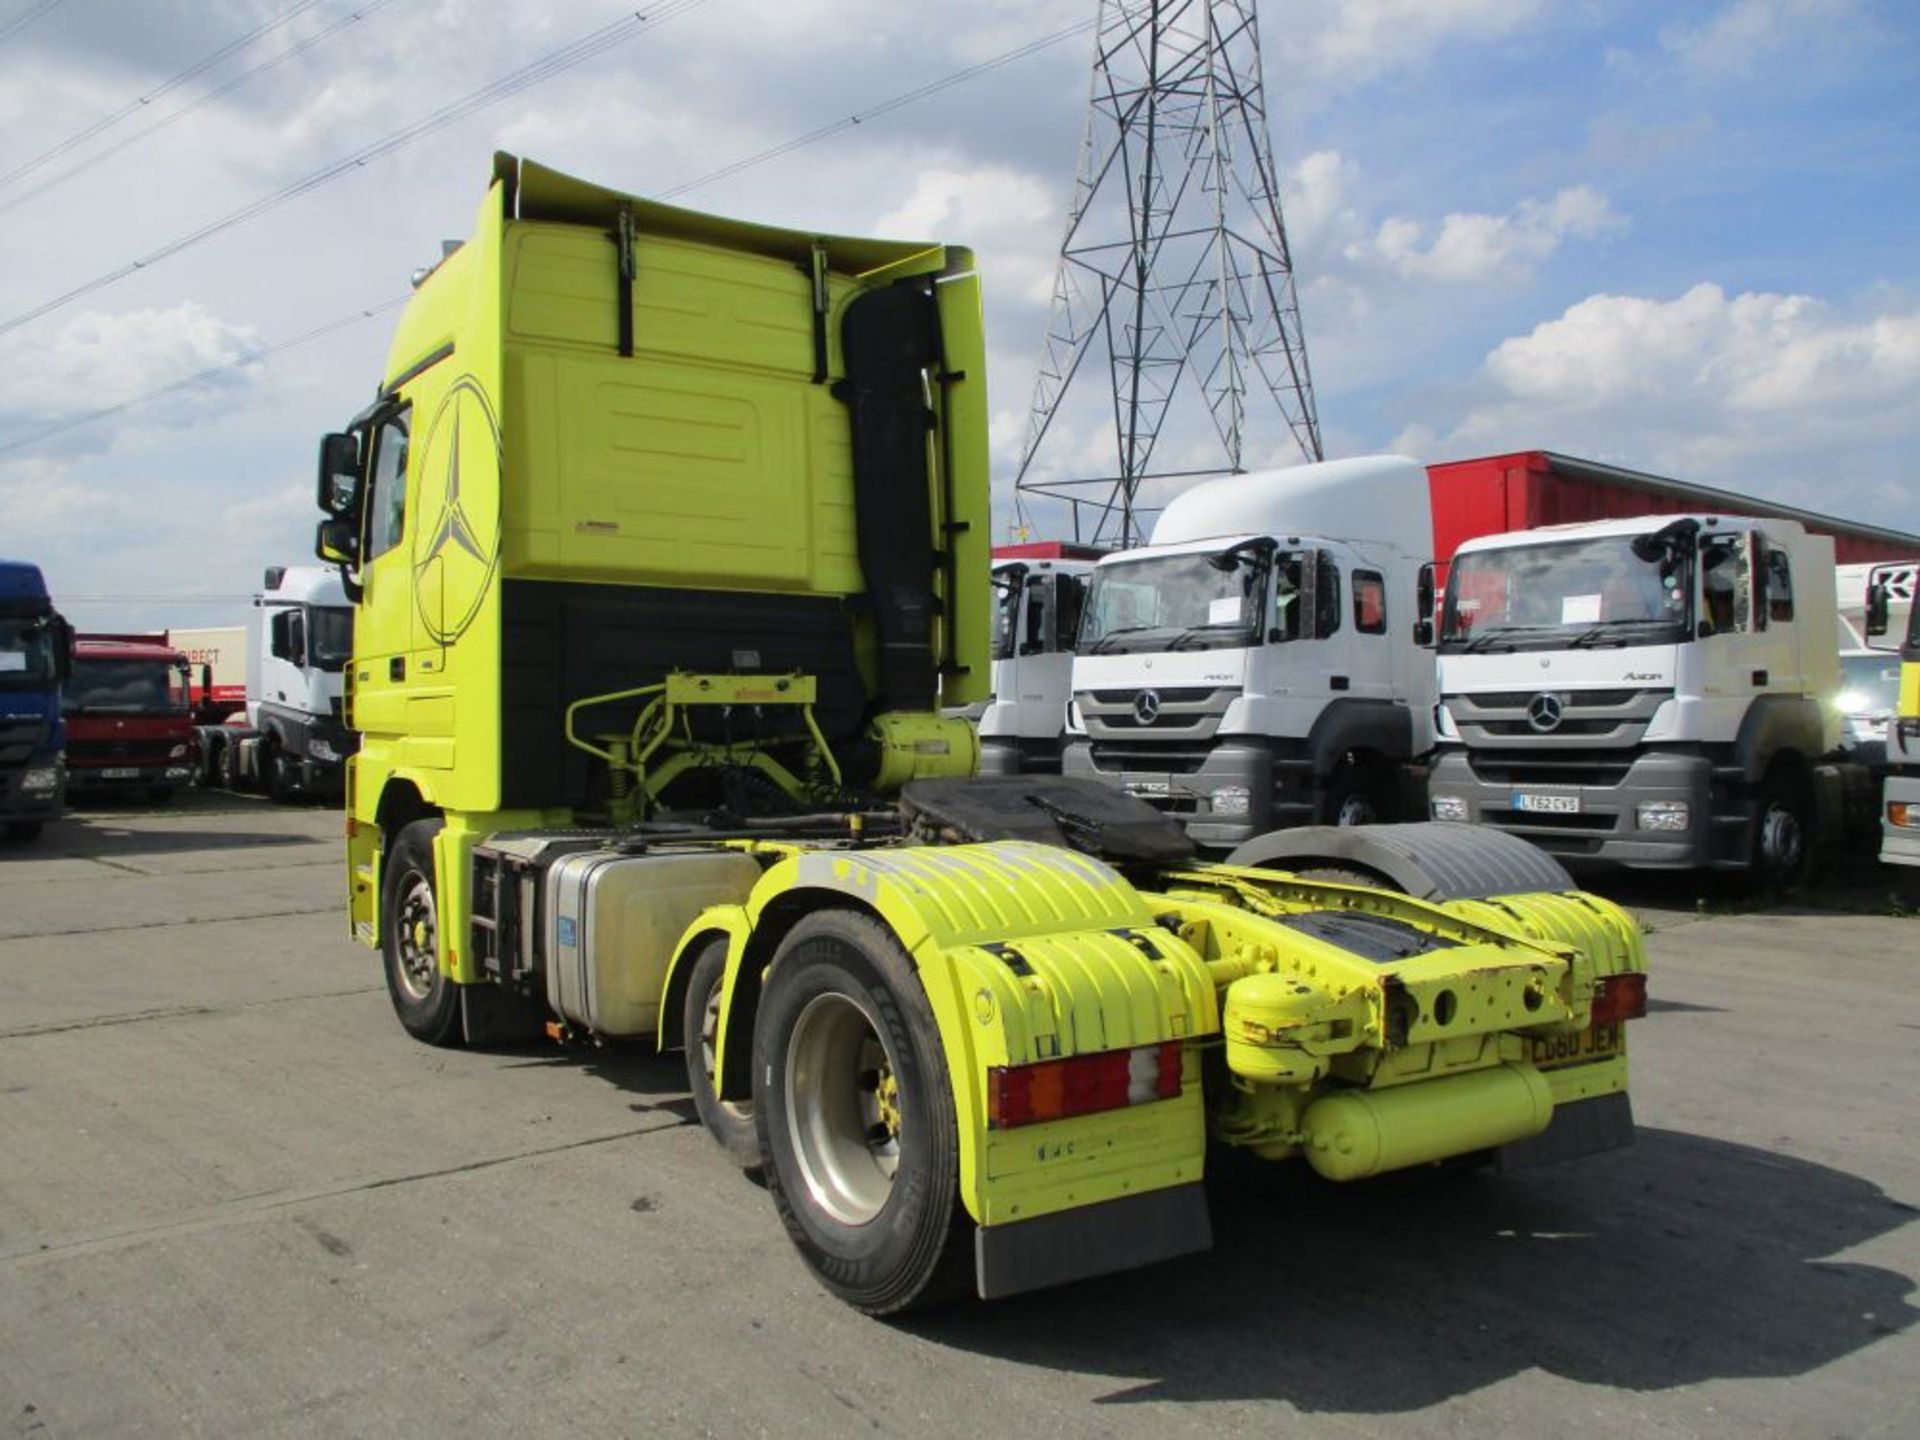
[{"xmin": 315, "ymin": 154, "xmax": 1649, "ymax": 1316}]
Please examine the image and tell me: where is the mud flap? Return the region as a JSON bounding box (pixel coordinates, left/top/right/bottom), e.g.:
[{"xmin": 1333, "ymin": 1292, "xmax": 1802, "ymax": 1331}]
[
  {"xmin": 1494, "ymin": 1091, "xmax": 1635, "ymax": 1171},
  {"xmin": 974, "ymin": 1182, "xmax": 1212, "ymax": 1300}
]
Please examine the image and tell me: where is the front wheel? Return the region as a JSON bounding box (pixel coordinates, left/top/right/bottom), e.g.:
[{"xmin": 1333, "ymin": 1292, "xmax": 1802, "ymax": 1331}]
[
  {"xmin": 381, "ymin": 818, "xmax": 462, "ymax": 1046},
  {"xmin": 753, "ymin": 911, "xmax": 966, "ymax": 1316},
  {"xmin": 683, "ymin": 938, "xmax": 758, "ymax": 1167},
  {"xmin": 1750, "ymin": 771, "xmax": 1812, "ymax": 890},
  {"xmin": 1318, "ymin": 762, "xmax": 1392, "ymax": 826},
  {"xmin": 266, "ymin": 745, "xmax": 297, "ymax": 804}
]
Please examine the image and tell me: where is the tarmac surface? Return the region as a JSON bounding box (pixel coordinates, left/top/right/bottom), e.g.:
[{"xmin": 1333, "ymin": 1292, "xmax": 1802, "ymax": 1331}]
[{"xmin": 1, "ymin": 791, "xmax": 1915, "ymax": 1438}]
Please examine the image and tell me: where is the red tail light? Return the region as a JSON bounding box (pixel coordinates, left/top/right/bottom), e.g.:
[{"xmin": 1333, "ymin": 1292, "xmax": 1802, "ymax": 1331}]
[
  {"xmin": 987, "ymin": 1041, "xmax": 1182, "ymax": 1130},
  {"xmin": 1590, "ymin": 971, "xmax": 1647, "ymax": 1026}
]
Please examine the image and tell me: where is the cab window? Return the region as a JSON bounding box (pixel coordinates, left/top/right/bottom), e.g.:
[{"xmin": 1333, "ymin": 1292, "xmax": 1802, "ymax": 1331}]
[
  {"xmin": 364, "ymin": 409, "xmax": 411, "ymax": 561},
  {"xmin": 1699, "ymin": 538, "xmax": 1750, "ymax": 635},
  {"xmin": 1352, "ymin": 570, "xmax": 1387, "ymax": 635},
  {"xmin": 1764, "ymin": 548, "xmax": 1794, "ymax": 624}
]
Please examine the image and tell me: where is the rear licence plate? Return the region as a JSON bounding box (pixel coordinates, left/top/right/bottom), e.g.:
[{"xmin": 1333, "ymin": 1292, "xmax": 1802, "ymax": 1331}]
[
  {"xmin": 1529, "ymin": 1022, "xmax": 1624, "ymax": 1070},
  {"xmin": 1513, "ymin": 791, "xmax": 1580, "ymax": 814},
  {"xmin": 1124, "ymin": 779, "xmax": 1171, "ymax": 797},
  {"xmin": 100, "ymin": 767, "xmax": 139, "ymax": 779}
]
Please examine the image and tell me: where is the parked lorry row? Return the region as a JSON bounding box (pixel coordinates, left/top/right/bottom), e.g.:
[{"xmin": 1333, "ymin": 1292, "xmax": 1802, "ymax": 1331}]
[
  {"xmin": 310, "ymin": 153, "xmax": 1651, "ymax": 1315},
  {"xmin": 980, "ymin": 465, "xmax": 1913, "ymax": 884}
]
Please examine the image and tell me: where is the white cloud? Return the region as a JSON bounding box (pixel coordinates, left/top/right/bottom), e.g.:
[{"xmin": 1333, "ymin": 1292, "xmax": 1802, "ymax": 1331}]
[
  {"xmin": 1282, "ymin": 0, "xmax": 1548, "ymax": 89},
  {"xmin": 1359, "ymin": 185, "xmax": 1625, "ymax": 283},
  {"xmin": 0, "ymin": 302, "xmax": 260, "ymax": 424},
  {"xmin": 1660, "ymin": 0, "xmax": 1857, "ymax": 77},
  {"xmin": 1396, "ymin": 283, "xmax": 1920, "ymax": 505}
]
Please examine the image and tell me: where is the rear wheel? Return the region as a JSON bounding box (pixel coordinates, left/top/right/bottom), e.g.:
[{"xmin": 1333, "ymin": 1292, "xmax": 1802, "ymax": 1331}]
[
  {"xmin": 754, "ymin": 911, "xmax": 966, "ymax": 1316},
  {"xmin": 683, "ymin": 938, "xmax": 758, "ymax": 1167},
  {"xmin": 381, "ymin": 818, "xmax": 462, "ymax": 1046}
]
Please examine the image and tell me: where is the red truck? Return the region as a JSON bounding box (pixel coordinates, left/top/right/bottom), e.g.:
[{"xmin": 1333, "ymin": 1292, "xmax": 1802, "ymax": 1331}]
[{"xmin": 63, "ymin": 635, "xmax": 197, "ymax": 804}]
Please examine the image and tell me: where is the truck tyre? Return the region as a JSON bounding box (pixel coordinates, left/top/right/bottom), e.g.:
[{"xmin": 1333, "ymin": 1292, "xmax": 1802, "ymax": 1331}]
[
  {"xmin": 1750, "ymin": 769, "xmax": 1812, "ymax": 890},
  {"xmin": 1318, "ymin": 761, "xmax": 1393, "ymax": 826},
  {"xmin": 754, "ymin": 910, "xmax": 966, "ymax": 1316},
  {"xmin": 381, "ymin": 819, "xmax": 462, "ymax": 1046},
  {"xmin": 683, "ymin": 937, "xmax": 758, "ymax": 1168}
]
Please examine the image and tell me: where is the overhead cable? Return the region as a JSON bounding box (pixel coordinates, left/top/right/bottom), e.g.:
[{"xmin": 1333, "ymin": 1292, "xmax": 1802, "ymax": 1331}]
[
  {"xmin": 0, "ymin": 0, "xmax": 62, "ymax": 46},
  {"xmin": 0, "ymin": 0, "xmax": 340, "ymax": 195},
  {"xmin": 0, "ymin": 2, "xmax": 707, "ymax": 339}
]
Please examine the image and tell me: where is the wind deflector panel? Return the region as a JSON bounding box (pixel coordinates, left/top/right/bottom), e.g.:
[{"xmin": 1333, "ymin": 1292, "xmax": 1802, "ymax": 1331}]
[{"xmin": 840, "ymin": 283, "xmax": 940, "ymax": 714}]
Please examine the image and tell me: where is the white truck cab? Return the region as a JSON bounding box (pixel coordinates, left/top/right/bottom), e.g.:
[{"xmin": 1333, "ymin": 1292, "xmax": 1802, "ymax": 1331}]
[
  {"xmin": 1429, "ymin": 513, "xmax": 1862, "ymax": 879},
  {"xmin": 237, "ymin": 565, "xmax": 358, "ymax": 798},
  {"xmin": 1061, "ymin": 456, "xmax": 1437, "ymax": 851},
  {"xmin": 977, "ymin": 547, "xmax": 1099, "ymax": 775}
]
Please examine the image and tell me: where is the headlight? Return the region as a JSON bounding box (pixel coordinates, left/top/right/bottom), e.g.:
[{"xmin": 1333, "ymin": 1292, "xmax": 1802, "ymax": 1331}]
[
  {"xmin": 169, "ymin": 743, "xmax": 189, "ymax": 759},
  {"xmin": 21, "ymin": 766, "xmax": 59, "ymax": 792},
  {"xmin": 1889, "ymin": 802, "xmax": 1920, "ymax": 830},
  {"xmin": 1210, "ymin": 785, "xmax": 1250, "ymax": 816},
  {"xmin": 1636, "ymin": 800, "xmax": 1690, "ymax": 831},
  {"xmin": 1431, "ymin": 795, "xmax": 1468, "ymax": 822},
  {"xmin": 308, "ymin": 736, "xmax": 340, "ymax": 762}
]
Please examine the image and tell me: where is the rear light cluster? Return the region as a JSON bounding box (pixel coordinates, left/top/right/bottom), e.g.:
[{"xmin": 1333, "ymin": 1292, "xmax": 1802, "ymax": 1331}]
[
  {"xmin": 1590, "ymin": 971, "xmax": 1648, "ymax": 1027},
  {"xmin": 986, "ymin": 1041, "xmax": 1182, "ymax": 1130}
]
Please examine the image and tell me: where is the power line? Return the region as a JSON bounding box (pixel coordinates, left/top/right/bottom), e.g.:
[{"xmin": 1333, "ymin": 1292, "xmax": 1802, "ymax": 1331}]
[
  {"xmin": 0, "ymin": 12, "xmax": 1081, "ymax": 461},
  {"xmin": 0, "ymin": 0, "xmax": 338, "ymax": 195},
  {"xmin": 0, "ymin": 297, "xmax": 409, "ymax": 459},
  {"xmin": 0, "ymin": 2, "xmax": 708, "ymax": 340},
  {"xmin": 659, "ymin": 16, "xmax": 1096, "ymax": 200},
  {"xmin": 0, "ymin": 0, "xmax": 62, "ymax": 46},
  {"xmin": 0, "ymin": 0, "xmax": 404, "ymax": 217}
]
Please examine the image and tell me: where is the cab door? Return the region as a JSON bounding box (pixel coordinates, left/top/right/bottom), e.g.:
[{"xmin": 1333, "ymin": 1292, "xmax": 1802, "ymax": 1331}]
[{"xmin": 347, "ymin": 405, "xmax": 415, "ymax": 744}]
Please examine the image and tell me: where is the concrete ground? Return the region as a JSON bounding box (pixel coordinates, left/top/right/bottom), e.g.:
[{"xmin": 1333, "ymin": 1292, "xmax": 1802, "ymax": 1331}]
[{"xmin": 0, "ymin": 792, "xmax": 1914, "ymax": 1438}]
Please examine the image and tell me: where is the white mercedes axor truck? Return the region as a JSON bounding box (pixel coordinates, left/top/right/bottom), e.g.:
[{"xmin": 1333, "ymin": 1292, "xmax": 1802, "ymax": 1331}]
[
  {"xmin": 200, "ymin": 566, "xmax": 358, "ymax": 800},
  {"xmin": 1428, "ymin": 513, "xmax": 1874, "ymax": 882},
  {"xmin": 1061, "ymin": 456, "xmax": 1438, "ymax": 853},
  {"xmin": 977, "ymin": 546, "xmax": 1099, "ymax": 775}
]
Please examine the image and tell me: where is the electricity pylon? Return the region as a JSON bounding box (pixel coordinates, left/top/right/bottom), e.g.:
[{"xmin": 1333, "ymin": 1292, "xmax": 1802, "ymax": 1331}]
[{"xmin": 1013, "ymin": 0, "xmax": 1322, "ymax": 547}]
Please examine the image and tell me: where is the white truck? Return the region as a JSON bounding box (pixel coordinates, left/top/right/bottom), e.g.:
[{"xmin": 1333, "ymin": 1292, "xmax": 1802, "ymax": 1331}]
[
  {"xmin": 977, "ymin": 543, "xmax": 1100, "ymax": 776},
  {"xmin": 1060, "ymin": 456, "xmax": 1438, "ymax": 853},
  {"xmin": 200, "ymin": 566, "xmax": 357, "ymax": 800},
  {"xmin": 1428, "ymin": 512, "xmax": 1876, "ymax": 882}
]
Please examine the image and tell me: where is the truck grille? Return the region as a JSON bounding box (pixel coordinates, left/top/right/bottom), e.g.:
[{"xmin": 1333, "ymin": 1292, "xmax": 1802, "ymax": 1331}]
[
  {"xmin": 1086, "ymin": 742, "xmax": 1212, "ymax": 776},
  {"xmin": 1077, "ymin": 686, "xmax": 1238, "ymax": 742},
  {"xmin": 70, "ymin": 739, "xmax": 177, "ymax": 764},
  {"xmin": 0, "ymin": 719, "xmax": 48, "ymax": 764},
  {"xmin": 1447, "ymin": 687, "xmax": 1671, "ymax": 752},
  {"xmin": 1465, "ymin": 748, "xmax": 1639, "ymax": 789}
]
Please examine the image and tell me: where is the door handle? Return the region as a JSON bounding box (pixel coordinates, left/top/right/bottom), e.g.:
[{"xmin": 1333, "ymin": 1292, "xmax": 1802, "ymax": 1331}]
[
  {"xmin": 390, "ymin": 656, "xmax": 405, "ymax": 682},
  {"xmin": 1751, "ymin": 669, "xmax": 1768, "ymax": 686}
]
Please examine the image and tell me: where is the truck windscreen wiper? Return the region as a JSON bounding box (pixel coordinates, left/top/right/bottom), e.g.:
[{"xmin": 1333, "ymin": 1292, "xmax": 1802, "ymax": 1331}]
[
  {"xmin": 1567, "ymin": 620, "xmax": 1668, "ymax": 649},
  {"xmin": 1083, "ymin": 625, "xmax": 1162, "ymax": 654}
]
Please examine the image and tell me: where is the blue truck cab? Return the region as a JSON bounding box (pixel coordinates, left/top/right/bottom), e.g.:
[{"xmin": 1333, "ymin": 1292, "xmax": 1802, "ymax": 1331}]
[{"xmin": 0, "ymin": 560, "xmax": 71, "ymax": 842}]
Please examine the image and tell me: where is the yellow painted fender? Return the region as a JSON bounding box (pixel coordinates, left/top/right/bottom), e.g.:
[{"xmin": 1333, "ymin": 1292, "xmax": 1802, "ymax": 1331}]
[{"xmin": 682, "ymin": 841, "xmax": 1218, "ymax": 1225}]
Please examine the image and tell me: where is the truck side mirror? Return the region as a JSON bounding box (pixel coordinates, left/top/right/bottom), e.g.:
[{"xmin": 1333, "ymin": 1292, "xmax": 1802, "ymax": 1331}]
[
  {"xmin": 316, "ymin": 432, "xmax": 362, "ymax": 517},
  {"xmin": 1865, "ymin": 577, "xmax": 1890, "ymax": 640},
  {"xmin": 1414, "ymin": 562, "xmax": 1436, "ymax": 648},
  {"xmin": 53, "ymin": 616, "xmax": 74, "ymax": 683},
  {"xmin": 316, "ymin": 518, "xmax": 359, "ymax": 567}
]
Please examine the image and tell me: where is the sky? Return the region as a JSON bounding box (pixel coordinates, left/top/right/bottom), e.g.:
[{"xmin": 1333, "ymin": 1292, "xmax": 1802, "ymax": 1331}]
[{"xmin": 0, "ymin": 0, "xmax": 1915, "ymax": 630}]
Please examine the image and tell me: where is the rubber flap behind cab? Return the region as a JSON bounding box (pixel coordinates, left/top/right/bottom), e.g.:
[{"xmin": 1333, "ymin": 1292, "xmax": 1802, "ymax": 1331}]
[{"xmin": 840, "ymin": 283, "xmax": 940, "ymax": 714}]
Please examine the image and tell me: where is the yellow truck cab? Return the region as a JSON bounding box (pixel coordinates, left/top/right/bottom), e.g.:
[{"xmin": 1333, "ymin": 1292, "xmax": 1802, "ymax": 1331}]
[{"xmin": 314, "ymin": 155, "xmax": 1649, "ymax": 1315}]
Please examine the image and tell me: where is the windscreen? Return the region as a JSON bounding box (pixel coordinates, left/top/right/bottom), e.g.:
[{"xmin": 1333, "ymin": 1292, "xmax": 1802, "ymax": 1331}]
[
  {"xmin": 0, "ymin": 617, "xmax": 57, "ymax": 689},
  {"xmin": 1079, "ymin": 551, "xmax": 1265, "ymax": 654},
  {"xmin": 308, "ymin": 606, "xmax": 355, "ymax": 672},
  {"xmin": 1441, "ymin": 535, "xmax": 1690, "ymax": 652},
  {"xmin": 63, "ymin": 659, "xmax": 190, "ymax": 714}
]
